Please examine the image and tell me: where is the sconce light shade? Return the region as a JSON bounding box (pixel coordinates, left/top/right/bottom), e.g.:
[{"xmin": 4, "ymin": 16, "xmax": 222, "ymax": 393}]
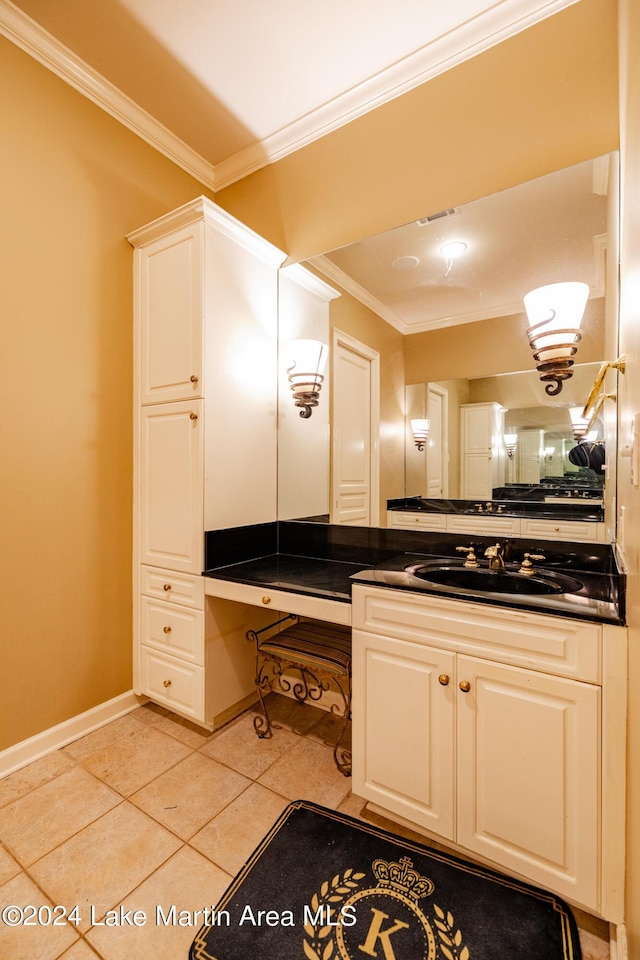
[
  {"xmin": 286, "ymin": 339, "xmax": 328, "ymax": 418},
  {"xmin": 411, "ymin": 418, "xmax": 430, "ymax": 451},
  {"xmin": 504, "ymin": 433, "xmax": 518, "ymax": 459},
  {"xmin": 569, "ymin": 406, "xmax": 591, "ymax": 440},
  {"xmin": 524, "ymin": 281, "xmax": 589, "ymax": 396}
]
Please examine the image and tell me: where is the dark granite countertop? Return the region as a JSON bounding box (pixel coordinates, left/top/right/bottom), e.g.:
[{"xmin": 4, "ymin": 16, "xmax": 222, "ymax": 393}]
[
  {"xmin": 387, "ymin": 497, "xmax": 604, "ymax": 522},
  {"xmin": 350, "ymin": 552, "xmax": 623, "ymax": 624},
  {"xmin": 203, "ymin": 522, "xmax": 624, "ymax": 626},
  {"xmin": 204, "ymin": 554, "xmax": 371, "ymax": 602}
]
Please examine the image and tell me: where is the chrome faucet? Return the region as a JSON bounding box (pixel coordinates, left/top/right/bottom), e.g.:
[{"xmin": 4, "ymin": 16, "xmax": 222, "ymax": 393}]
[{"xmin": 484, "ymin": 542, "xmax": 505, "ymax": 572}]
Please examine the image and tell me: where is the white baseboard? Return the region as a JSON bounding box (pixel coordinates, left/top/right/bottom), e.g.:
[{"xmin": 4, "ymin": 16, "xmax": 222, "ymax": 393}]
[
  {"xmin": 612, "ymin": 923, "xmax": 628, "ymax": 960},
  {"xmin": 0, "ymin": 690, "xmax": 144, "ymax": 779}
]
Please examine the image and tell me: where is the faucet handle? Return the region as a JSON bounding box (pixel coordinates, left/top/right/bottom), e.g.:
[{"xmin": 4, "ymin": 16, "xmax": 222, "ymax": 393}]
[
  {"xmin": 456, "ymin": 545, "xmax": 479, "ymax": 567},
  {"xmin": 519, "ymin": 552, "xmax": 545, "ymax": 575}
]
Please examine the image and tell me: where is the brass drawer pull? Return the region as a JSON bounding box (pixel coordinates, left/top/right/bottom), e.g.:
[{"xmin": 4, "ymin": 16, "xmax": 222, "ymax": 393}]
[
  {"xmin": 189, "ymin": 412, "xmax": 198, "ymax": 421},
  {"xmin": 262, "ymin": 596, "xmax": 271, "ymax": 605},
  {"xmin": 163, "ymin": 625, "xmax": 172, "ymax": 634},
  {"xmin": 459, "ymin": 680, "xmax": 471, "ymax": 693},
  {"xmin": 163, "ymin": 583, "xmax": 172, "ymax": 592},
  {"xmin": 190, "ymin": 375, "xmax": 199, "ymax": 384},
  {"xmin": 163, "ymin": 679, "xmax": 172, "ymax": 688},
  {"xmin": 438, "ymin": 674, "xmax": 450, "ymax": 686}
]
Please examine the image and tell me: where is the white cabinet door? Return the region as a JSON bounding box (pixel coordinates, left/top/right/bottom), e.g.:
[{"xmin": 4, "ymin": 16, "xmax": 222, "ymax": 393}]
[
  {"xmin": 137, "ymin": 224, "xmax": 203, "ymax": 405},
  {"xmin": 456, "ymin": 655, "xmax": 600, "ymax": 906},
  {"xmin": 352, "ymin": 630, "xmax": 455, "ymax": 837},
  {"xmin": 460, "ymin": 403, "xmax": 504, "ymax": 498},
  {"xmin": 139, "ymin": 400, "xmax": 204, "ymax": 574}
]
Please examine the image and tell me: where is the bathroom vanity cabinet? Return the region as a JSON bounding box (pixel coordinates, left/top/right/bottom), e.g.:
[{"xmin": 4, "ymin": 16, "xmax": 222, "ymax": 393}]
[
  {"xmin": 129, "ymin": 198, "xmax": 286, "ymax": 727},
  {"xmin": 351, "ymin": 583, "xmax": 626, "ymax": 920},
  {"xmin": 387, "ymin": 509, "xmax": 608, "ymax": 542}
]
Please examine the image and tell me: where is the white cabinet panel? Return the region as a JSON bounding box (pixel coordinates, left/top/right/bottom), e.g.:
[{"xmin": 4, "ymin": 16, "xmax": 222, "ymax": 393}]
[
  {"xmin": 456, "ymin": 655, "xmax": 600, "ymax": 906},
  {"xmin": 139, "ymin": 646, "xmax": 204, "ymax": 720},
  {"xmin": 353, "ymin": 630, "xmax": 455, "ymax": 836},
  {"xmin": 139, "ymin": 400, "xmax": 204, "ymax": 574},
  {"xmin": 140, "ymin": 596, "xmax": 204, "ymax": 664},
  {"xmin": 137, "ymin": 224, "xmax": 203, "ymax": 405},
  {"xmin": 521, "ymin": 517, "xmax": 606, "ymax": 543}
]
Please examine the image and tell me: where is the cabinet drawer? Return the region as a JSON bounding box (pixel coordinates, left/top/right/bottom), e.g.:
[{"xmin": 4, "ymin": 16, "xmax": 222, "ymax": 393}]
[
  {"xmin": 352, "ymin": 585, "xmax": 601, "ymax": 682},
  {"xmin": 140, "ymin": 596, "xmax": 204, "ymax": 664},
  {"xmin": 520, "ymin": 518, "xmax": 605, "ymax": 543},
  {"xmin": 446, "ymin": 515, "xmax": 521, "ymax": 536},
  {"xmin": 204, "ymin": 576, "xmax": 350, "ymax": 625},
  {"xmin": 387, "ymin": 512, "xmax": 448, "ymax": 531},
  {"xmin": 140, "ymin": 565, "xmax": 205, "ymax": 609},
  {"xmin": 139, "ymin": 646, "xmax": 205, "ymax": 721}
]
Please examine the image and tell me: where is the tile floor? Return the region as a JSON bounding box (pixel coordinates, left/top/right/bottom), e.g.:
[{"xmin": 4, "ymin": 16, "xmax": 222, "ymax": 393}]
[{"xmin": 0, "ymin": 696, "xmax": 610, "ymax": 960}]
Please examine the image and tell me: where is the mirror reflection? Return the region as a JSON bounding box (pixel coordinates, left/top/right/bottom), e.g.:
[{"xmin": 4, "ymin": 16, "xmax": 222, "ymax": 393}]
[{"xmin": 277, "ymin": 151, "xmax": 619, "ymax": 537}]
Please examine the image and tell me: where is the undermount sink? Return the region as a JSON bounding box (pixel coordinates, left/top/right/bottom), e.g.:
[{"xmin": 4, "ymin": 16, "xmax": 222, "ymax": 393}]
[{"xmin": 405, "ymin": 563, "xmax": 583, "ymax": 596}]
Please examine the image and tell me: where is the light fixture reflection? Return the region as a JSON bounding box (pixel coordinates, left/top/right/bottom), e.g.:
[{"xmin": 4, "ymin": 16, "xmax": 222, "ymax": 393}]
[
  {"xmin": 285, "ymin": 339, "xmax": 328, "ymax": 418},
  {"xmin": 524, "ymin": 281, "xmax": 589, "ymax": 396},
  {"xmin": 504, "ymin": 433, "xmax": 518, "ymax": 460},
  {"xmin": 411, "ymin": 418, "xmax": 430, "ymax": 451}
]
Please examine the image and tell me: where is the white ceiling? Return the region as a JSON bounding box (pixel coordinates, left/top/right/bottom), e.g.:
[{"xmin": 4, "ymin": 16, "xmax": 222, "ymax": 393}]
[
  {"xmin": 311, "ymin": 155, "xmax": 611, "ymax": 333},
  {"xmin": 2, "ymin": 0, "xmax": 601, "ymax": 332}
]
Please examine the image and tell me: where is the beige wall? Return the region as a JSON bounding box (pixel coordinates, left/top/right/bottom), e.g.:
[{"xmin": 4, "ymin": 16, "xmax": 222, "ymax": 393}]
[
  {"xmin": 0, "ymin": 37, "xmax": 213, "ymax": 751},
  {"xmin": 403, "ymin": 301, "xmax": 606, "ymax": 385},
  {"xmin": 616, "ymin": 0, "xmax": 640, "ymax": 949}
]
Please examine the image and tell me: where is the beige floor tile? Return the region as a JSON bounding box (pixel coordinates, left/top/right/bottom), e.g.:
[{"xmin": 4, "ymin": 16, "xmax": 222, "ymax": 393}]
[
  {"xmin": 132, "ymin": 703, "xmax": 214, "ymax": 749},
  {"xmin": 250, "ymin": 693, "xmax": 327, "ymax": 735},
  {"xmin": 58, "ymin": 940, "xmax": 104, "ymax": 959},
  {"xmin": 29, "ymin": 803, "xmax": 181, "ymax": 933},
  {"xmin": 200, "ymin": 712, "xmax": 301, "ymax": 779},
  {"xmin": 257, "ymin": 738, "xmax": 352, "ymax": 807},
  {"xmin": 73, "ymin": 722, "xmax": 192, "ymax": 797},
  {"xmin": 0, "ymin": 843, "xmax": 21, "ymax": 885},
  {"xmin": 190, "ymin": 782, "xmax": 290, "ymax": 875},
  {"xmin": 578, "ymin": 928, "xmax": 610, "ymax": 960},
  {"xmin": 63, "ymin": 716, "xmax": 142, "ymax": 763},
  {"xmin": 0, "ymin": 872, "xmax": 78, "ymax": 960},
  {"xmin": 86, "ymin": 845, "xmax": 232, "ymax": 960},
  {"xmin": 130, "ymin": 753, "xmax": 250, "ymax": 839},
  {"xmin": 336, "ymin": 792, "xmax": 367, "ymax": 820},
  {"xmin": 0, "ymin": 767, "xmax": 121, "ymax": 867},
  {"xmin": 0, "ymin": 751, "xmax": 76, "ymax": 809}
]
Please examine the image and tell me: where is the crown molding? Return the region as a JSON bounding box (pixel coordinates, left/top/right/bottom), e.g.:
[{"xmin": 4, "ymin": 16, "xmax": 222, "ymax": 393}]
[
  {"xmin": 1, "ymin": 0, "xmax": 578, "ymax": 194},
  {"xmin": 0, "ymin": 0, "xmax": 216, "ymax": 190},
  {"xmin": 213, "ymin": 0, "xmax": 580, "ymax": 189},
  {"xmin": 308, "ymin": 256, "xmax": 408, "ymax": 333}
]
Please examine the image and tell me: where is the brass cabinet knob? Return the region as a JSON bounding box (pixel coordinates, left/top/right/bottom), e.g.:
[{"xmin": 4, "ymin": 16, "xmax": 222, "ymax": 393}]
[
  {"xmin": 163, "ymin": 625, "xmax": 171, "ymax": 634},
  {"xmin": 189, "ymin": 412, "xmax": 198, "ymax": 421},
  {"xmin": 163, "ymin": 679, "xmax": 172, "ymax": 688},
  {"xmin": 262, "ymin": 596, "xmax": 271, "ymax": 605},
  {"xmin": 438, "ymin": 674, "xmax": 450, "ymax": 686},
  {"xmin": 459, "ymin": 680, "xmax": 471, "ymax": 693},
  {"xmin": 163, "ymin": 583, "xmax": 172, "ymax": 591},
  {"xmin": 190, "ymin": 375, "xmax": 199, "ymax": 384}
]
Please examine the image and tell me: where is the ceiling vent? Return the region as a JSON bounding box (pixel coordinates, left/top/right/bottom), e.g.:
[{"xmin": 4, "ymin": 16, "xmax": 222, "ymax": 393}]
[{"xmin": 416, "ymin": 208, "xmax": 460, "ymax": 225}]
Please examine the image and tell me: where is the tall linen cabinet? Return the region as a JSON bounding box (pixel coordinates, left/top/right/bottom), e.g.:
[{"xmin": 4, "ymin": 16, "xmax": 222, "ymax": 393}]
[{"xmin": 128, "ymin": 197, "xmax": 286, "ymax": 728}]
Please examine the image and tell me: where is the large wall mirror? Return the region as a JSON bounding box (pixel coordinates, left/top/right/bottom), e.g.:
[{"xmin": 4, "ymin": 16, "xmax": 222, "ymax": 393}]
[{"xmin": 276, "ymin": 151, "xmax": 620, "ymax": 537}]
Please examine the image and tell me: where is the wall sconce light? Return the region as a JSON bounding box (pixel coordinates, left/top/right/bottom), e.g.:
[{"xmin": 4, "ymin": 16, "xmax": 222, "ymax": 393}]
[
  {"xmin": 411, "ymin": 419, "xmax": 430, "ymax": 451},
  {"xmin": 524, "ymin": 281, "xmax": 589, "ymax": 396},
  {"xmin": 544, "ymin": 446, "xmax": 556, "ymax": 460},
  {"xmin": 504, "ymin": 433, "xmax": 518, "ymax": 460},
  {"xmin": 570, "ymin": 406, "xmax": 591, "ymax": 440},
  {"xmin": 286, "ymin": 339, "xmax": 328, "ymax": 418},
  {"xmin": 579, "ymin": 355, "xmax": 626, "ymax": 431}
]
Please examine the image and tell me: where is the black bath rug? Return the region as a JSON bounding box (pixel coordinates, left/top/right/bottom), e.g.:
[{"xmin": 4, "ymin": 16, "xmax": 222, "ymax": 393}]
[{"xmin": 189, "ymin": 799, "xmax": 581, "ymax": 960}]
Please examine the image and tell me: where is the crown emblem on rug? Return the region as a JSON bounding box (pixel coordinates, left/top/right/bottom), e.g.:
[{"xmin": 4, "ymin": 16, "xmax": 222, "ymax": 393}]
[{"xmin": 371, "ymin": 856, "xmax": 435, "ymax": 901}]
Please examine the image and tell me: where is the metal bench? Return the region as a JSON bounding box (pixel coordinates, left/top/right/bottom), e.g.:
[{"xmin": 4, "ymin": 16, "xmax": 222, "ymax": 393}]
[{"xmin": 246, "ymin": 616, "xmax": 352, "ymax": 776}]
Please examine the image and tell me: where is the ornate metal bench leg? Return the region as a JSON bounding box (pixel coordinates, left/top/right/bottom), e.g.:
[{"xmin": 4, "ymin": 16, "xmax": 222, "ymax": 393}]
[{"xmin": 334, "ymin": 711, "xmax": 352, "ymax": 776}]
